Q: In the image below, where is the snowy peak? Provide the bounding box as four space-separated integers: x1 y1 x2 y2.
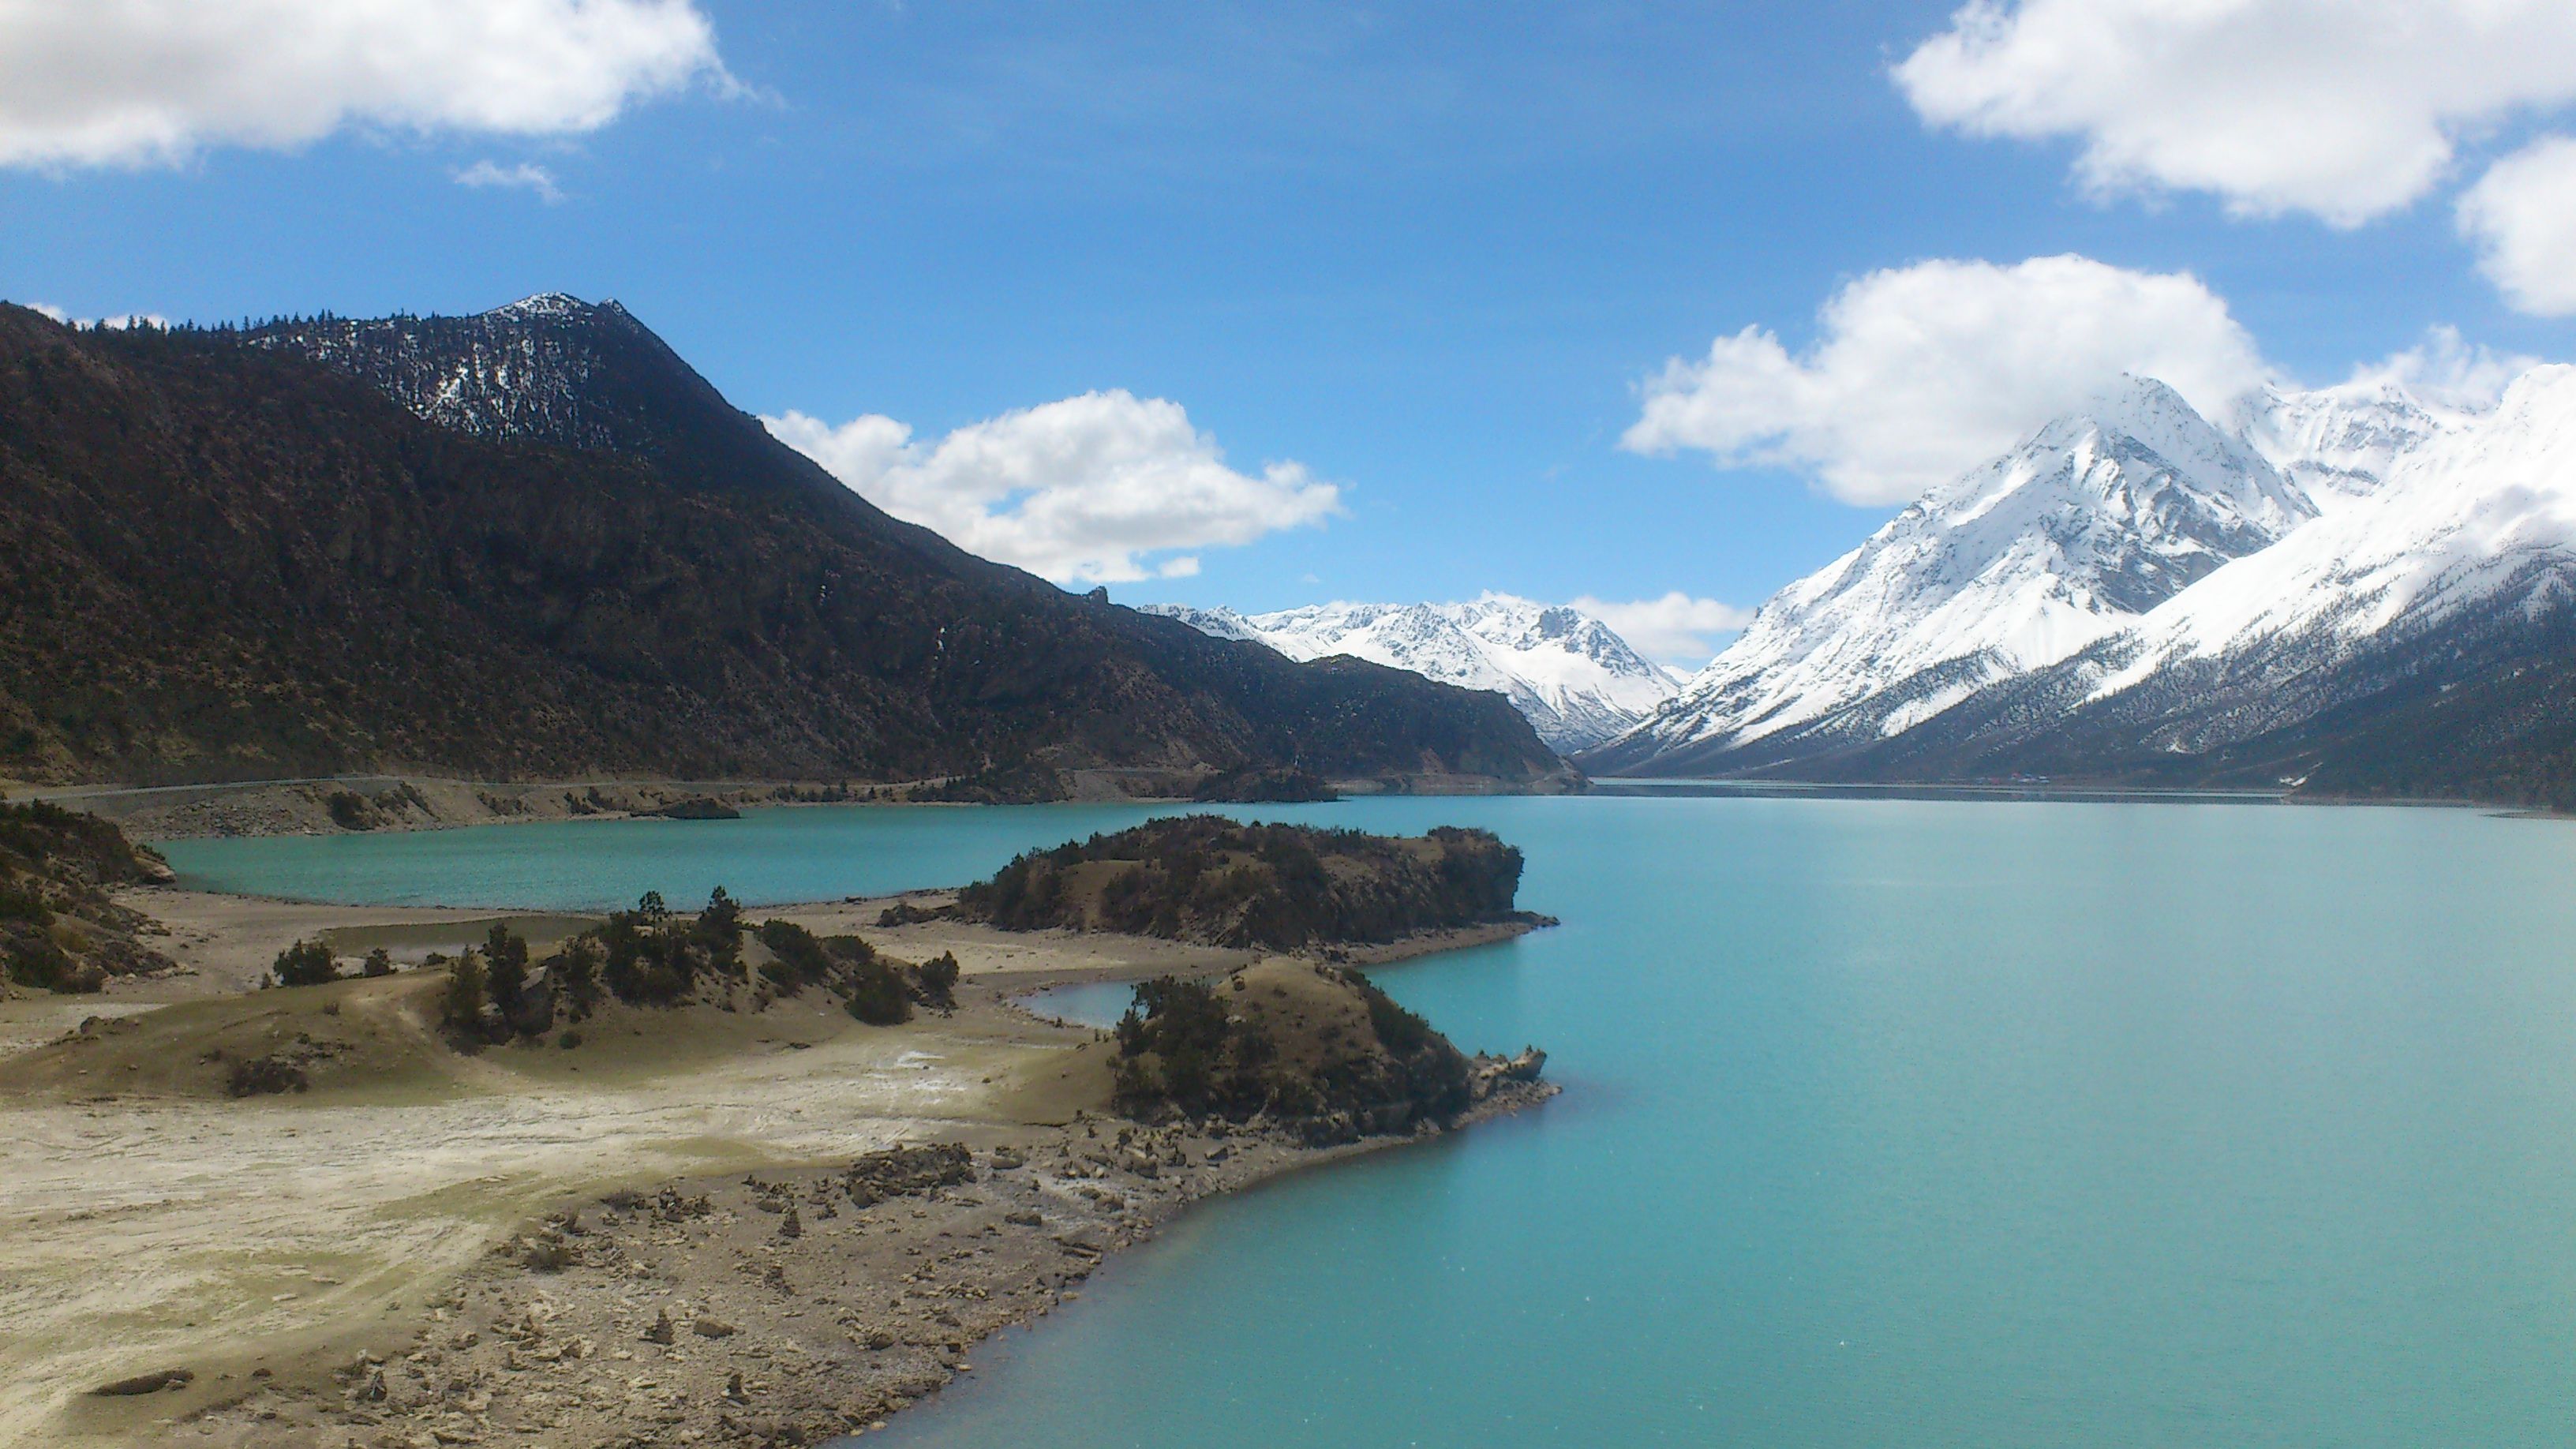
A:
1598 375 2313 769
1142 594 1679 751
2106 363 2576 677
2237 377 2478 511
483 291 623 323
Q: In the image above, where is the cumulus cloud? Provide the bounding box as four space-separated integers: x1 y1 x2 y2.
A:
1895 0 2576 227
2342 325 2542 410
0 0 728 169
2458 135 2576 317
1623 255 2271 506
1571 592 1753 668
765 391 1343 586
454 159 564 202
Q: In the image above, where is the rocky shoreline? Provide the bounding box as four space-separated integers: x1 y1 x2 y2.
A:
181 1076 1556 1448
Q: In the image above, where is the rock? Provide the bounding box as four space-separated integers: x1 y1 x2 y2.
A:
643 1309 676 1345
692 1318 739 1339
92 1368 193 1396
778 1207 802 1240
640 797 740 821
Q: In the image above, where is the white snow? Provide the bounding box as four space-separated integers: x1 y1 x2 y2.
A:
1604 359 2576 773
1619 375 2312 758
2094 364 2576 695
1142 594 1680 751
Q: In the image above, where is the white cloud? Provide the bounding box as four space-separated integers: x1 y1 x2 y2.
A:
20 301 167 329
1571 591 1754 667
455 159 564 202
765 391 1343 586
0 0 728 169
1623 255 2271 505
1896 0 2576 227
2342 325 2541 409
2458 135 2576 317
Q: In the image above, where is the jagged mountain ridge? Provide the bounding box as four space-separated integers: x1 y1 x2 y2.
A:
1585 376 2312 773
0 297 1566 792
1586 367 2576 809
1143 596 1681 751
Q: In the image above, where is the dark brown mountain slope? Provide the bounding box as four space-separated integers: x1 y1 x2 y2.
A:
0 301 1564 789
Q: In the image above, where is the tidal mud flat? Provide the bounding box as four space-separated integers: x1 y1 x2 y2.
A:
5 879 1552 1449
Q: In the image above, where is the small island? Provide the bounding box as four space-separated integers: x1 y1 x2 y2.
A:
949 814 1552 950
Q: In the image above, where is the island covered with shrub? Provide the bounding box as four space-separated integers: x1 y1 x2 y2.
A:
948 814 1547 950
1106 960 1546 1143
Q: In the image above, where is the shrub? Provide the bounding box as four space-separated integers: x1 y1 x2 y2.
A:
361 946 395 978
843 960 912 1025
484 922 530 1018
3 930 73 990
0 878 50 924
551 935 601 1013
227 1054 309 1096
271 938 339 988
756 919 829 994
444 953 489 1033
914 951 960 1009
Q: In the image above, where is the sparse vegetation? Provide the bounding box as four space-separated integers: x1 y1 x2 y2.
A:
0 800 174 994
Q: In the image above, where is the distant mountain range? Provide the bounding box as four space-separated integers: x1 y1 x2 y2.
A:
1143 597 1683 751
1585 367 2576 810
0 295 1567 796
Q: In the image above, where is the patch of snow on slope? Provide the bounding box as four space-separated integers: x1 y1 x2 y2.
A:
1140 595 1679 751
2094 364 2576 696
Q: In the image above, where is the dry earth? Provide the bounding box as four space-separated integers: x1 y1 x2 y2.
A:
0 889 1544 1447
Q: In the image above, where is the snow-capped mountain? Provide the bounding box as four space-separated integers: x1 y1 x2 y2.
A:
2234 376 2479 511
2071 364 2576 732
1144 595 1681 751
1589 363 2576 807
1586 376 2312 773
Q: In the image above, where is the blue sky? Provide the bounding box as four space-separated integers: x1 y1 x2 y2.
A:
6 1 2574 663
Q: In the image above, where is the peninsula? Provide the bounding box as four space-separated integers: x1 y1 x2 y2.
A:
0 815 1554 1447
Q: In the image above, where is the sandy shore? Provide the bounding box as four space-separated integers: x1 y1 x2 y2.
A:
0 889 1550 1447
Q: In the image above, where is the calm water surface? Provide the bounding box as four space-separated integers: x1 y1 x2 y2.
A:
164 797 2576 1447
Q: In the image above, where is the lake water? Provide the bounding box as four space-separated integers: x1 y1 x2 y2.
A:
162 797 2576 1447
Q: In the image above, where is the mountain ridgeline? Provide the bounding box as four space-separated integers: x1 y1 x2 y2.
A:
0 298 1567 792
1586 369 2576 811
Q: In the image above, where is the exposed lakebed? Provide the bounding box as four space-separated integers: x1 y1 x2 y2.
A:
166 796 2576 1447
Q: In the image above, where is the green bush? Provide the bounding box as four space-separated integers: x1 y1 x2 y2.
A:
484 922 530 1017
271 938 339 988
361 946 395 978
444 953 489 1033
914 951 960 1009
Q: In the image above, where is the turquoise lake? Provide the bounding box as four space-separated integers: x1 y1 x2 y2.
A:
163 796 2576 1446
